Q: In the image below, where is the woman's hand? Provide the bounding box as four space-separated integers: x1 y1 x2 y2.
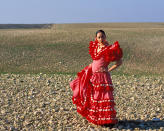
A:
108 59 123 72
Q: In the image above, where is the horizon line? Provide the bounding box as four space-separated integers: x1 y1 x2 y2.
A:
0 21 164 24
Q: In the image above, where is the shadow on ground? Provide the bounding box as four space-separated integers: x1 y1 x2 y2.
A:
104 120 164 130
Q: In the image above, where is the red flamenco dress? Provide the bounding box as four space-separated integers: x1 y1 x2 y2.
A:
69 40 123 125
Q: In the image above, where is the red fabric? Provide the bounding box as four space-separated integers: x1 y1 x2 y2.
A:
69 65 92 107
105 41 123 62
88 40 123 63
69 40 123 125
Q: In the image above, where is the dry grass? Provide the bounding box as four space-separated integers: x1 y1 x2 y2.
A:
0 23 164 75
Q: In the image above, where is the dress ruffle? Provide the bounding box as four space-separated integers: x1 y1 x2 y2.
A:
90 72 114 91
70 65 92 106
90 72 113 85
75 84 118 125
88 40 123 63
72 82 118 125
105 41 123 62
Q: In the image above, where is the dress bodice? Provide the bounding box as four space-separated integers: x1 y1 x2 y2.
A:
91 55 109 73
88 40 123 73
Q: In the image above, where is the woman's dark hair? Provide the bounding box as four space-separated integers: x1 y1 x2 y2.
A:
96 30 106 37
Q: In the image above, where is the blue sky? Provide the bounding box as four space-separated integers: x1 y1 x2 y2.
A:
0 0 164 24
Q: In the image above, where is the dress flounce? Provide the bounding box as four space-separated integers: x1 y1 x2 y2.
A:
105 41 123 62
88 40 98 60
89 40 123 62
90 72 114 91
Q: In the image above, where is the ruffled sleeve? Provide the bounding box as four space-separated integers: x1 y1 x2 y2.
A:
105 41 123 62
88 41 97 60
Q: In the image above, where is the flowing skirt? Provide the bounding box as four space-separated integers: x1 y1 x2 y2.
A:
70 70 118 125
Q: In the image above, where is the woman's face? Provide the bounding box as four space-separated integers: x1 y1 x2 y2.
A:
96 32 106 44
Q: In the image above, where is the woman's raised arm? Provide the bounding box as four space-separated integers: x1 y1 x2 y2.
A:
108 59 123 72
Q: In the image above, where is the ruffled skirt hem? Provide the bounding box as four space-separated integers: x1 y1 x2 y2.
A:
75 102 118 125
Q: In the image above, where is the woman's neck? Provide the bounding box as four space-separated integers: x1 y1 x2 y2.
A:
98 42 105 47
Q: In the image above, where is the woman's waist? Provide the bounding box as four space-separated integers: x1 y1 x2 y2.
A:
92 66 108 73
92 59 108 67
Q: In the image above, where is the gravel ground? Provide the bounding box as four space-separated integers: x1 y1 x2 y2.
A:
0 73 164 131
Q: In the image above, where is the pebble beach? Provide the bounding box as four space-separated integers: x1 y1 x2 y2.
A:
0 73 164 131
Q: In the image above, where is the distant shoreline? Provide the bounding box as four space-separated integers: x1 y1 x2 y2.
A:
0 24 53 29
0 22 164 29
